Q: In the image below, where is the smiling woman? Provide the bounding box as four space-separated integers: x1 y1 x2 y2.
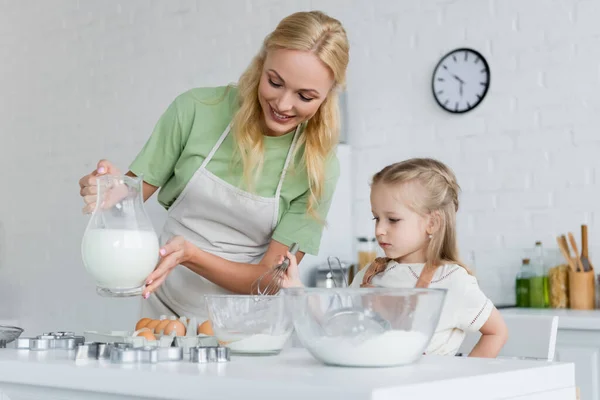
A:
259 51 333 134
77 10 350 322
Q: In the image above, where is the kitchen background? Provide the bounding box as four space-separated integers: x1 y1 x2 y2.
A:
1 0 599 334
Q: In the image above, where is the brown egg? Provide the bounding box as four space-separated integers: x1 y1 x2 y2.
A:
163 320 186 336
144 319 161 331
154 319 171 335
136 330 156 341
197 320 214 336
135 318 152 331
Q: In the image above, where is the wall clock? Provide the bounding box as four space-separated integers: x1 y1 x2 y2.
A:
431 48 490 114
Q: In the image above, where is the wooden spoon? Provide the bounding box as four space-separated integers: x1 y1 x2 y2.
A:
556 235 577 273
581 224 594 272
568 232 585 272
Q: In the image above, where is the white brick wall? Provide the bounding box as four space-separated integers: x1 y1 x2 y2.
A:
345 0 600 304
1 0 599 334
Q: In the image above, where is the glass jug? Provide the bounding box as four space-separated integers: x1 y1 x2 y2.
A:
81 174 159 297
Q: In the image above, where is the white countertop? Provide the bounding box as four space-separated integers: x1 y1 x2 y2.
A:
501 307 600 331
0 348 575 400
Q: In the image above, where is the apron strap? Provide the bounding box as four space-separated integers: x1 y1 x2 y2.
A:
361 258 433 288
203 122 300 198
274 124 301 199
361 257 391 287
200 124 231 170
415 266 435 288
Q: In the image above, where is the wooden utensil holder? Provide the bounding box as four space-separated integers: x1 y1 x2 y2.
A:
569 269 596 310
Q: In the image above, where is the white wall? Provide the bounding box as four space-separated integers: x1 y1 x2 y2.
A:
1 0 599 334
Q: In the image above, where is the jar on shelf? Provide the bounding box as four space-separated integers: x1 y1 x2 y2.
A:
357 237 377 272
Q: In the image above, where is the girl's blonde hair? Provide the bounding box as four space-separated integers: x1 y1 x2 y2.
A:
232 11 349 219
363 158 471 285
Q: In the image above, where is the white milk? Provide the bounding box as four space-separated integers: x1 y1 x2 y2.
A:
307 330 430 367
219 332 292 353
81 228 159 289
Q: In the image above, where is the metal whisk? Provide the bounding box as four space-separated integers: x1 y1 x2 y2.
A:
321 256 390 342
326 256 349 288
251 243 300 295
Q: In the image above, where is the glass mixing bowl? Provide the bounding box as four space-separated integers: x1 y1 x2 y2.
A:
282 287 447 367
204 294 293 355
0 325 24 348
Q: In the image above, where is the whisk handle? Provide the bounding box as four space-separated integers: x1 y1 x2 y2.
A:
288 242 299 255
280 242 299 270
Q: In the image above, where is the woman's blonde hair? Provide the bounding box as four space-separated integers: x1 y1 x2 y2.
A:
363 158 471 285
232 11 349 219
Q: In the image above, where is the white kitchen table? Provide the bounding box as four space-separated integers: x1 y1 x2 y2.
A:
0 347 575 400
501 307 600 400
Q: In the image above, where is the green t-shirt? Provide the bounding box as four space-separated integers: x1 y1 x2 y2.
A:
129 86 340 255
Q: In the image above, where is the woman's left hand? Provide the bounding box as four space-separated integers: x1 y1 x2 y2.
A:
280 250 304 289
142 236 191 299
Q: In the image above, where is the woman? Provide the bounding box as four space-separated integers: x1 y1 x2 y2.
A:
78 11 350 320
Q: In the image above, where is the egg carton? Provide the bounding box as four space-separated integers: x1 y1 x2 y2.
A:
173 315 220 353
83 315 216 350
16 332 86 351
84 314 188 348
174 335 218 355
152 315 214 337
142 315 189 337
156 315 212 337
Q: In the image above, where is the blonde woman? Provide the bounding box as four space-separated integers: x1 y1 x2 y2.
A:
283 158 508 358
78 11 350 320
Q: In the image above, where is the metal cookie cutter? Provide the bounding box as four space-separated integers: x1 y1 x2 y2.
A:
75 342 115 360
17 333 85 351
43 331 76 337
109 345 183 364
156 346 184 362
174 335 218 355
190 346 230 364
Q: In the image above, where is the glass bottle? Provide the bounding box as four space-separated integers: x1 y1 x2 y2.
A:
357 237 377 272
81 174 159 297
516 258 533 307
529 241 549 308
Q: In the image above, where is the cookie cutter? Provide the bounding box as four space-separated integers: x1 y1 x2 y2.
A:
43 331 76 337
174 335 218 355
16 332 85 351
75 342 117 360
189 346 230 363
110 345 184 364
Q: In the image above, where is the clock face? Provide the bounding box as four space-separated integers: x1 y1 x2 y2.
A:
432 48 490 114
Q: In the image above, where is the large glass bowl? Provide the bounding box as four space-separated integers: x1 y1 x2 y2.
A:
0 325 24 348
204 294 293 355
282 287 447 367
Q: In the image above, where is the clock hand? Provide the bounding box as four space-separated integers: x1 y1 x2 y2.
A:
452 74 465 84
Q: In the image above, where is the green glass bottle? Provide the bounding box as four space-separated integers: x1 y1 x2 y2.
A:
516 258 533 307
530 241 549 308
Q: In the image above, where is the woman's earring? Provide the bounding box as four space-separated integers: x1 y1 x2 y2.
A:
428 234 433 239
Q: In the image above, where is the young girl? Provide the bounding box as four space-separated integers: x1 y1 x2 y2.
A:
282 158 508 358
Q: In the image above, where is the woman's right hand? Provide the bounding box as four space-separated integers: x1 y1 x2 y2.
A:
78 159 121 214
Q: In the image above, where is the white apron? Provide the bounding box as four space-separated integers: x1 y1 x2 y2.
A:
142 123 300 321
